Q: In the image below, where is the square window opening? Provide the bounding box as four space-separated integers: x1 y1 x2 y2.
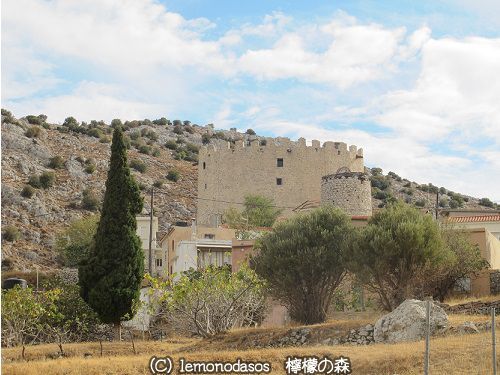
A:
276 178 283 185
277 158 284 167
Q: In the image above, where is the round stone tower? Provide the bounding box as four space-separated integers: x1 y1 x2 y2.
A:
321 168 372 217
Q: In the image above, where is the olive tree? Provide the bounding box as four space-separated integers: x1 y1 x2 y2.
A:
348 202 447 311
419 226 489 301
251 206 354 324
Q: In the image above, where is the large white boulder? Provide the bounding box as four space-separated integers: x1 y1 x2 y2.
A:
373 299 448 343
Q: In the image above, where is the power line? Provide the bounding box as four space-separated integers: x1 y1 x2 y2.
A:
148 188 316 210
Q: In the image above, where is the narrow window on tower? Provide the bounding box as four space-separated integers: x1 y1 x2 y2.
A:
277 158 283 167
203 162 206 169
276 178 283 185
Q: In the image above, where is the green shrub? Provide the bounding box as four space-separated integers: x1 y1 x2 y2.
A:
84 164 96 174
173 125 183 134
153 117 168 126
138 145 152 155
166 170 180 182
48 155 65 169
130 159 147 173
87 128 104 138
246 128 256 135
81 189 100 211
153 180 164 188
39 171 55 189
415 199 426 207
138 182 147 191
371 167 383 176
25 126 41 138
28 175 41 188
479 197 494 208
373 190 389 200
21 185 35 198
26 115 46 125
129 130 141 140
99 136 110 143
152 148 161 157
165 140 178 150
1 109 15 123
2 225 20 242
202 133 211 145
370 175 390 190
186 143 199 154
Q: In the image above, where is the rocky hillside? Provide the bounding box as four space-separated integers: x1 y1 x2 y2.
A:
1 110 497 272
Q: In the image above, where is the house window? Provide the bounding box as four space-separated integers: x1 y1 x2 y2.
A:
203 162 206 169
171 239 175 251
276 178 283 185
155 258 163 267
204 234 215 239
277 158 283 167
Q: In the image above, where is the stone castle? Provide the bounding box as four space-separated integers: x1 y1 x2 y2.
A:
197 137 372 226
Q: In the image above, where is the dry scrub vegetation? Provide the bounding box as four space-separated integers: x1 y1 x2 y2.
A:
2 314 498 375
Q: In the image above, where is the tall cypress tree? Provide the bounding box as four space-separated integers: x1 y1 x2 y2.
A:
79 126 144 327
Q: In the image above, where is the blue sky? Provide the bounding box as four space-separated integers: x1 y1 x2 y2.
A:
2 0 500 201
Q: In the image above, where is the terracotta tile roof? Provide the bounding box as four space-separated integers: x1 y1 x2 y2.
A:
447 215 500 223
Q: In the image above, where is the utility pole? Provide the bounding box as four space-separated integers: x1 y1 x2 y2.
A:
148 187 154 276
435 191 439 220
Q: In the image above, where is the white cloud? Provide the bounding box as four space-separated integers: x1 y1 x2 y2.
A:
377 36 500 144
237 18 420 87
4 82 164 123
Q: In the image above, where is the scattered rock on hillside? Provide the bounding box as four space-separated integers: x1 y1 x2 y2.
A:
373 299 448 343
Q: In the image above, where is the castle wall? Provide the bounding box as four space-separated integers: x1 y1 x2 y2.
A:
321 172 372 217
197 138 364 226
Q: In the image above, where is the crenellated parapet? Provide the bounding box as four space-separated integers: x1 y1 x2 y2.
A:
197 136 367 226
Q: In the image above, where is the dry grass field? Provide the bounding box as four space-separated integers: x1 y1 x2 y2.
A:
2 313 498 375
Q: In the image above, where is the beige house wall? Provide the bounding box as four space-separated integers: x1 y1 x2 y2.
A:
197 138 364 226
466 228 500 296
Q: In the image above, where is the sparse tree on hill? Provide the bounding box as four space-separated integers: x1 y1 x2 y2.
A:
251 206 353 324
78 126 144 338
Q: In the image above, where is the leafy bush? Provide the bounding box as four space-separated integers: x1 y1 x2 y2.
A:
373 190 389 200
99 136 110 143
151 266 266 337
371 167 383 176
138 145 152 155
1 108 15 123
28 175 41 188
81 188 100 211
63 117 79 129
201 133 211 145
56 215 99 267
165 140 178 150
39 171 55 189
173 125 183 134
48 156 65 169
166 170 180 182
415 199 426 207
87 127 104 138
84 163 96 174
26 115 45 125
130 159 147 173
21 185 35 198
370 175 390 190
246 129 256 135
153 180 164 188
152 148 161 157
25 126 41 138
185 143 199 154
129 130 141 140
2 225 21 242
478 197 494 208
153 117 168 126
